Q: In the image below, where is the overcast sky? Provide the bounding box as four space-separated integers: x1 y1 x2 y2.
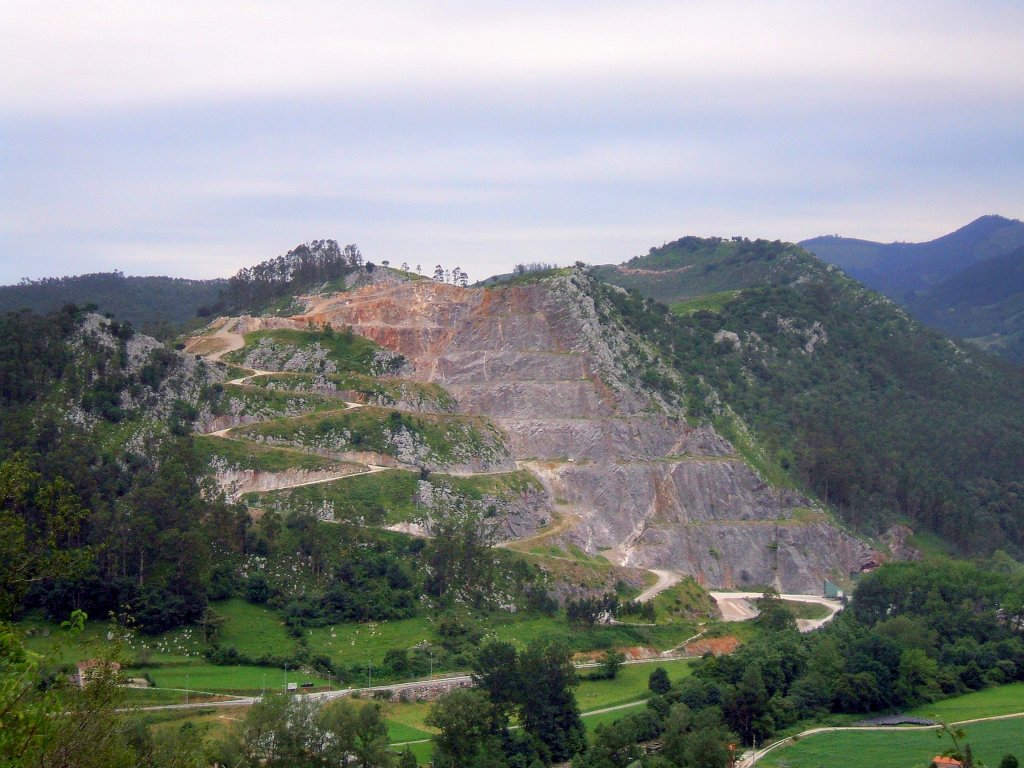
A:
2 1 1022 284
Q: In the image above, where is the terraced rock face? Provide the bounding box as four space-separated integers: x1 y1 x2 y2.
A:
274 273 872 593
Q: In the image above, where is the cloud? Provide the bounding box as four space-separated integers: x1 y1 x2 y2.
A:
1 2 1023 283
4 1 1023 116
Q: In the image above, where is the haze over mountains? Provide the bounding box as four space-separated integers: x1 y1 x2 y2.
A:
801 215 1024 363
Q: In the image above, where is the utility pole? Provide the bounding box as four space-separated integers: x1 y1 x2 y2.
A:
284 663 288 691
185 674 189 706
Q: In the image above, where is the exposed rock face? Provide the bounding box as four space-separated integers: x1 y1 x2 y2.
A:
75 313 223 425
210 466 366 501
253 275 870 591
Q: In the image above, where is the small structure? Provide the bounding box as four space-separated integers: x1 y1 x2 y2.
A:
823 579 844 599
930 757 964 768
74 659 121 688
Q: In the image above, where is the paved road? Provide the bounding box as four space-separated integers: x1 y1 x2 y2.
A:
127 656 691 714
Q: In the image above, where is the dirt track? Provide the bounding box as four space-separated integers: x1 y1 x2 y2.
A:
708 590 844 631
185 317 245 362
635 569 684 603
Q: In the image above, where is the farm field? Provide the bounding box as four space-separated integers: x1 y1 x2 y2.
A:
756 717 1024 767
908 682 1024 722
575 659 694 711
305 617 435 672
16 602 702 696
140 663 334 693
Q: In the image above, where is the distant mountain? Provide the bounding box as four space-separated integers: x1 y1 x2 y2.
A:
800 215 1024 364
0 271 225 336
800 215 1024 301
907 245 1024 364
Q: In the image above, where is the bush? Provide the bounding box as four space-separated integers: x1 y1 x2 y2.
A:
245 574 270 604
649 667 671 695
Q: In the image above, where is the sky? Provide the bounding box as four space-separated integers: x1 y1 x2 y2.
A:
2 1 1023 284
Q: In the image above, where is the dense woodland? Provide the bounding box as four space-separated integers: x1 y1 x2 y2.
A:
0 305 232 630
0 272 224 339
208 240 365 314
594 248 1024 556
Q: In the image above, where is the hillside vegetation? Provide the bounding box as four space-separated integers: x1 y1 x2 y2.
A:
588 239 1024 555
593 236 824 303
802 215 1024 365
0 271 224 337
907 245 1024 363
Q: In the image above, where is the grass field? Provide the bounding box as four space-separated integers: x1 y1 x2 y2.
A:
777 599 831 620
194 434 351 472
139 663 333 693
670 290 741 315
306 616 436 673
120 687 195 705
575 659 694 711
215 599 295 658
757 717 1024 767
16 599 700 697
909 682 1024 722
378 700 437 742
482 613 698 655
247 467 542 525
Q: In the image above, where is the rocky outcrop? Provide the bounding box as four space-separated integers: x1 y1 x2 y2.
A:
267 274 870 591
210 466 367 501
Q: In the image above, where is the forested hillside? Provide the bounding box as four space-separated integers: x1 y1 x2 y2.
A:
589 238 1024 556
0 272 224 337
906 245 1024 364
801 216 1024 365
592 236 823 304
0 306 230 628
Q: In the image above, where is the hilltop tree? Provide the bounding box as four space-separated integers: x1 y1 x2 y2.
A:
755 588 797 632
